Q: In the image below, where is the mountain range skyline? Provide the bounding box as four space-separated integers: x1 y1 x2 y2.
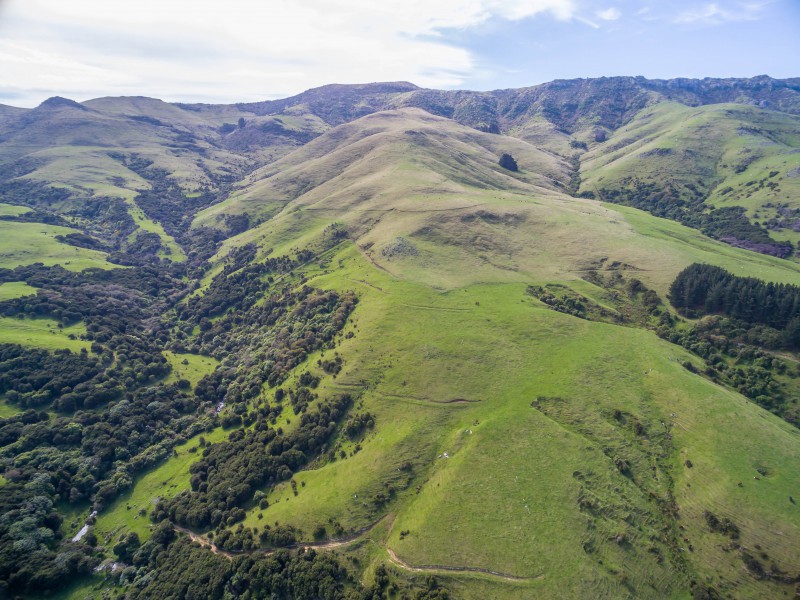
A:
1 0 798 107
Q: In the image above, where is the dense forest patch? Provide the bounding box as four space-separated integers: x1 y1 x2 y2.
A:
119 527 450 599
664 264 800 426
669 263 800 346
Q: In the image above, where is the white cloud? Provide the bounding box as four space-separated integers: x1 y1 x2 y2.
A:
0 41 133 89
674 2 765 24
0 0 577 106
596 7 622 20
576 16 601 28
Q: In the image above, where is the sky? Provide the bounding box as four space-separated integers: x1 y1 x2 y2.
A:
0 0 798 107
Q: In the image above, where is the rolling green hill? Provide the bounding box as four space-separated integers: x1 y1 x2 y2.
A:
1 77 800 600
180 110 800 598
580 102 800 256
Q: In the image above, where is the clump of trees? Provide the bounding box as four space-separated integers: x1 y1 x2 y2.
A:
0 473 98 595
498 153 518 172
179 244 296 321
703 511 740 539
663 263 800 427
343 412 375 439
128 536 352 598
319 353 343 374
124 531 451 599
111 153 226 238
670 263 800 348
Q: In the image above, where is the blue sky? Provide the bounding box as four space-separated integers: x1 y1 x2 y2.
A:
0 0 797 107
453 1 800 89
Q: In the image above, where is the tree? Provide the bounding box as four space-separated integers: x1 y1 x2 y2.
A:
113 532 141 561
498 153 518 172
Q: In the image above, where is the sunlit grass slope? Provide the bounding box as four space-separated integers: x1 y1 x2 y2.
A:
0 316 88 351
208 241 796 599
0 281 37 302
192 108 572 230
162 351 219 387
0 203 31 217
580 102 800 247
189 111 800 597
201 109 800 297
0 219 113 270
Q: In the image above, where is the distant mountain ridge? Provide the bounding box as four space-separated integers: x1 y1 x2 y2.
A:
175 75 800 135
7 74 800 131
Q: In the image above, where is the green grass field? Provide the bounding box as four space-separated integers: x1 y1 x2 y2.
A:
162 351 219 386
0 281 37 301
221 239 800 598
41 575 117 600
0 203 32 217
184 113 800 595
199 109 800 302
0 220 113 271
0 316 89 351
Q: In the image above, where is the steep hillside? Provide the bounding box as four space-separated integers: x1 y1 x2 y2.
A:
0 95 327 262
231 81 421 124
0 95 253 195
1 77 799 263
206 76 800 147
0 104 27 126
201 108 800 294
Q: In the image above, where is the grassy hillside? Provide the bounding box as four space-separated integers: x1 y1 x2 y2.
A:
0 203 31 217
87 243 800 596
202 110 800 299
0 316 88 350
193 108 571 230
0 98 238 192
0 219 113 270
2 77 799 266
180 111 800 597
580 102 800 255
0 281 37 302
